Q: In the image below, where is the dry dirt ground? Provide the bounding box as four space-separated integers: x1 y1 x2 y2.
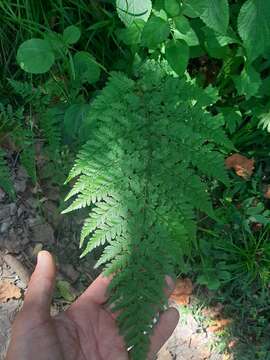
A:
0 164 229 360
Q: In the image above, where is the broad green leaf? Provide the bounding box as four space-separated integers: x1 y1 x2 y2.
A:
164 0 181 17
43 32 67 59
238 0 270 61
233 65 262 99
116 20 145 45
116 0 152 27
183 0 229 34
182 0 206 18
141 15 170 48
73 51 100 84
197 273 221 290
203 27 230 59
200 0 229 34
173 16 199 46
17 39 55 74
63 25 81 45
165 39 189 75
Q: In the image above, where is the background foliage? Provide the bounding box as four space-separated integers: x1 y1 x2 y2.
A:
1 0 270 358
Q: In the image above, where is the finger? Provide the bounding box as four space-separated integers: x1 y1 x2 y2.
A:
148 307 179 360
22 251 56 319
73 273 112 307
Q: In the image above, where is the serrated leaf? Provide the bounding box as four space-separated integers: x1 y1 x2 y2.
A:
164 0 181 17
165 39 189 75
73 51 100 84
183 0 229 34
233 65 262 99
17 39 55 74
200 0 229 34
116 20 145 45
141 15 170 48
173 16 199 46
116 0 152 27
63 25 81 44
238 0 270 61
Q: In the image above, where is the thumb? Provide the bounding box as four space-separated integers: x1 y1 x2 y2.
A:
22 251 56 319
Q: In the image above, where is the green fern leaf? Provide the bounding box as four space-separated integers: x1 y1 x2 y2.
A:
0 148 15 199
64 60 232 359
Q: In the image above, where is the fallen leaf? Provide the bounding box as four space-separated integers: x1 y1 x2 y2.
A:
170 278 193 305
56 280 76 302
0 280 21 303
207 318 232 333
225 154 255 179
263 184 270 199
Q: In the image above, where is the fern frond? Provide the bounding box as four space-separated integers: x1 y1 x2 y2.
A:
8 79 41 102
64 60 232 359
0 148 15 199
40 107 62 158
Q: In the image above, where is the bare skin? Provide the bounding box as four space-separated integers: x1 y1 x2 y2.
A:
6 251 179 360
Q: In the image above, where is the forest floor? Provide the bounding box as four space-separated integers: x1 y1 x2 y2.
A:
0 161 230 360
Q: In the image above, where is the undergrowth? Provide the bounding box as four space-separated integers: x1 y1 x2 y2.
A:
1 0 270 359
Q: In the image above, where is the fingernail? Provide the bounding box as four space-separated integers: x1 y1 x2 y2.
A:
37 251 48 269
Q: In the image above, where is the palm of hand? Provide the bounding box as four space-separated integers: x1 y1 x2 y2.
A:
6 252 178 360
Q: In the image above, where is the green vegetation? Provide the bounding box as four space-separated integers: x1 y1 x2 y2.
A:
1 0 270 358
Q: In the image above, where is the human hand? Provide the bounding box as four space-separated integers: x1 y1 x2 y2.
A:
6 251 179 360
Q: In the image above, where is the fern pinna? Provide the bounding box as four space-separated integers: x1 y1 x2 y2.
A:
63 61 231 359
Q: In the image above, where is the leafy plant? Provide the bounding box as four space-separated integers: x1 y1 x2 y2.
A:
63 60 231 359
0 148 15 199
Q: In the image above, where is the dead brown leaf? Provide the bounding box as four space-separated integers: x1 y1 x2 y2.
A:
0 280 21 303
263 184 270 199
170 278 193 305
207 318 232 333
225 154 255 179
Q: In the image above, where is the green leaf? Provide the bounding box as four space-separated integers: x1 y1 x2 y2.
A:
173 16 199 46
56 280 76 302
233 65 262 99
17 39 55 74
63 25 81 45
258 111 270 132
164 0 181 17
203 27 230 59
183 0 229 34
43 31 67 59
238 0 270 61
73 51 100 84
165 39 189 75
219 107 242 134
116 0 152 27
197 273 221 290
141 15 170 48
182 0 206 18
116 20 145 45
